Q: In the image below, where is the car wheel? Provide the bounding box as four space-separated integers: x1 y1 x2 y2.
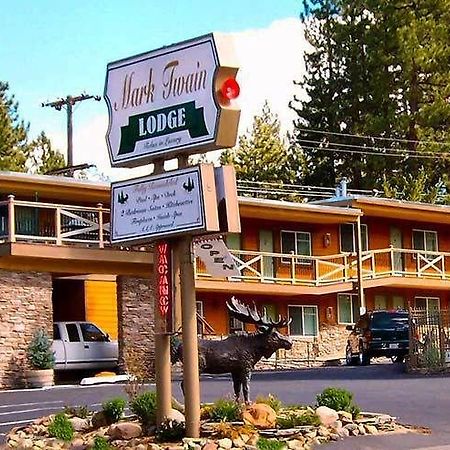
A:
391 355 404 363
358 345 370 366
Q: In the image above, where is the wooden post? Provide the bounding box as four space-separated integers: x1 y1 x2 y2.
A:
97 203 104 249
7 195 15 243
355 217 366 314
55 206 62 245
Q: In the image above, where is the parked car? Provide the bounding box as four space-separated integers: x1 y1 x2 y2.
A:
345 310 409 365
52 321 118 370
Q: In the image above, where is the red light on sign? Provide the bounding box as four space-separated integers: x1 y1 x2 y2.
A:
156 241 171 318
221 78 240 100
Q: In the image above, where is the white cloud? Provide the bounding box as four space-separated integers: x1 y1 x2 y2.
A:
58 18 309 181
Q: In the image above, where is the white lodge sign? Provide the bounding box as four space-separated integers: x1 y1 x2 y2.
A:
110 165 219 243
105 34 240 167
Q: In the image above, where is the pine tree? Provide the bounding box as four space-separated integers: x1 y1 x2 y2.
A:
221 102 302 188
292 0 450 201
28 132 66 175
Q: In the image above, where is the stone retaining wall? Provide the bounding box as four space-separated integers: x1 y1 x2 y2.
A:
117 276 155 379
0 270 53 389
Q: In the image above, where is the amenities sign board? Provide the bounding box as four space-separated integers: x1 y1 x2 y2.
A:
105 34 240 167
111 165 219 243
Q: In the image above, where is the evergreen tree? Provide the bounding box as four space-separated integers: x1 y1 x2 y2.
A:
221 102 302 188
0 81 65 174
292 0 450 201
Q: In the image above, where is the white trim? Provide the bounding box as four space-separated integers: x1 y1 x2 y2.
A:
287 304 319 337
412 229 439 252
414 296 440 312
337 293 358 325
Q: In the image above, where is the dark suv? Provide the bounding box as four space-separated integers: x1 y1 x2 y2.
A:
345 310 409 365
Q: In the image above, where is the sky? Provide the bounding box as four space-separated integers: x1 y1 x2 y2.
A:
2 1 308 180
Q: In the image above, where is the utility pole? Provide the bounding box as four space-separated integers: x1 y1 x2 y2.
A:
42 93 101 167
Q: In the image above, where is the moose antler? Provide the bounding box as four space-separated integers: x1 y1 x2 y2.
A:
226 296 291 329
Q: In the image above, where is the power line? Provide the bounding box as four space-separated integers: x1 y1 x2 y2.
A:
295 127 450 147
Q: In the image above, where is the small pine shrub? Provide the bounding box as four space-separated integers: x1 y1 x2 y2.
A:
276 410 320 428
209 398 242 422
102 397 126 424
316 387 360 418
155 418 186 442
255 394 283 413
91 436 112 450
27 329 55 369
257 437 286 450
130 390 157 432
63 405 90 419
47 413 74 442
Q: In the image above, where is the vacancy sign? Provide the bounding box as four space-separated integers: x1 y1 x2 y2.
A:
104 34 240 168
111 165 219 244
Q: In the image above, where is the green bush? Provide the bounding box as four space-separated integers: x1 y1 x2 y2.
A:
102 397 126 424
209 398 242 422
130 390 157 432
316 387 360 418
63 405 90 419
255 394 283 413
91 436 112 450
276 410 320 428
27 329 55 369
47 413 74 442
155 418 186 442
257 437 286 450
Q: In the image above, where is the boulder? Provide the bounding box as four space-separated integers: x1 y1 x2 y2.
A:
107 422 142 440
218 438 233 449
202 442 218 450
316 406 339 427
167 408 186 423
242 404 277 429
91 411 108 429
69 417 90 432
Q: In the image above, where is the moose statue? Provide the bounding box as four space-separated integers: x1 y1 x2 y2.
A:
172 296 292 403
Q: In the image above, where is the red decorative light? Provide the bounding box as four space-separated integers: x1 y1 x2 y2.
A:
156 241 171 318
221 78 240 100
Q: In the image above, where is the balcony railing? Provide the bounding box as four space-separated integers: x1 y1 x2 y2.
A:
195 249 351 286
196 247 450 287
0 195 110 249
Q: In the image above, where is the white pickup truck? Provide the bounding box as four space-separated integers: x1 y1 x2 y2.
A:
52 321 119 371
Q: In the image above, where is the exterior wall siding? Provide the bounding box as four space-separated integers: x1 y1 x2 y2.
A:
117 276 155 379
0 270 52 389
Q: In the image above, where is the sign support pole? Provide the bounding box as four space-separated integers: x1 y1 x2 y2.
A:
154 159 173 427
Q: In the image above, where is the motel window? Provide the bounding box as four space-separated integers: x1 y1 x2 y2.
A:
374 295 387 310
392 296 405 310
288 305 318 337
281 231 312 263
412 230 438 258
340 223 368 253
229 311 244 334
338 293 360 324
414 297 440 312
226 233 241 251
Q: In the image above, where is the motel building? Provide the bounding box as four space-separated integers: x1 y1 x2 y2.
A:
1 170 450 389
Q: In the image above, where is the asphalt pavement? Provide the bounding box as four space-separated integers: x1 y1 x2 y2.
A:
1 362 450 449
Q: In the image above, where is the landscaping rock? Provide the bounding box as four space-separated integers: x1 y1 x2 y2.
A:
242 404 277 429
91 411 108 429
287 438 305 450
107 422 142 439
218 437 233 449
69 438 88 450
316 406 338 427
337 411 353 423
69 417 90 432
168 408 186 423
202 442 218 450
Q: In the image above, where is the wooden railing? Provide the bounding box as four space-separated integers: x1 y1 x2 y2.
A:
195 249 350 286
0 195 110 248
196 246 450 287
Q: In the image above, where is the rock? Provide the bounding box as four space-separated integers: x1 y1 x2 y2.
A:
69 438 88 450
343 423 358 432
337 427 350 438
242 404 277 429
69 417 90 432
240 434 250 444
329 433 340 441
246 434 259 446
337 411 353 423
149 444 162 450
318 426 330 437
287 438 305 450
107 422 142 439
358 424 366 435
135 445 147 450
315 406 338 427
91 411 108 429
218 438 233 449
365 425 378 435
233 437 245 448
19 438 33 448
33 440 46 449
202 442 218 450
167 408 186 423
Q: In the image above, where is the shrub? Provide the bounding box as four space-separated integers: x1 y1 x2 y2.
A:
209 398 242 422
316 387 360 418
255 394 282 413
102 397 126 424
276 410 320 428
91 436 112 450
130 390 157 432
63 405 90 419
155 418 186 442
257 437 286 450
47 413 74 442
27 329 55 370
